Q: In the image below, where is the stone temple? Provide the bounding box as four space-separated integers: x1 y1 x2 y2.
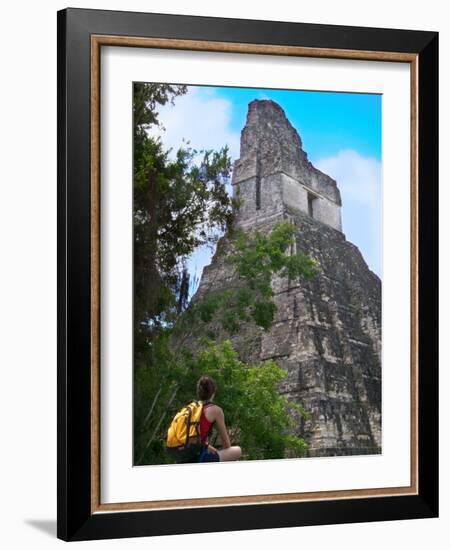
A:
194 99 382 457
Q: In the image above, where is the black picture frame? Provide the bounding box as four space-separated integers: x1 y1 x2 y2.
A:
57 7 438 542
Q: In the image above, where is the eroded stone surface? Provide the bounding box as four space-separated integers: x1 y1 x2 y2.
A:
193 100 381 457
232 100 342 232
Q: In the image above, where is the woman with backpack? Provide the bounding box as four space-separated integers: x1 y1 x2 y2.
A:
166 375 242 463
196 375 242 463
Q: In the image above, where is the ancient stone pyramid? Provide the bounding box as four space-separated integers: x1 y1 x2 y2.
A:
194 99 381 457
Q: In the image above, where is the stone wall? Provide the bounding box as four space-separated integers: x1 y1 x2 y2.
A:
232 99 342 232
193 99 381 457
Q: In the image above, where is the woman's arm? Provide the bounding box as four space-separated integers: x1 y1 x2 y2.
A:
213 406 231 449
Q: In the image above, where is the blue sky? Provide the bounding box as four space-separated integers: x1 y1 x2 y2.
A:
149 85 382 290
204 86 381 161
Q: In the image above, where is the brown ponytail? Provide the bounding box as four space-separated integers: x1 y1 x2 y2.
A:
196 375 217 401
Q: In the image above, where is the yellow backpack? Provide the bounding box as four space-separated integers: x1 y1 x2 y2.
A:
166 401 204 448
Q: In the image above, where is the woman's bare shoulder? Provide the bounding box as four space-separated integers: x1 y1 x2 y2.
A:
205 403 223 422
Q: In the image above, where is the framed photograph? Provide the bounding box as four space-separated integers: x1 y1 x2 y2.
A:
57 8 438 542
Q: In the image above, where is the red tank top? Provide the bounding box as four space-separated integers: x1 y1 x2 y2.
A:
199 402 214 444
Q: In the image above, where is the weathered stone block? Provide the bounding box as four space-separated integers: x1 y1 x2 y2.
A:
191 99 381 458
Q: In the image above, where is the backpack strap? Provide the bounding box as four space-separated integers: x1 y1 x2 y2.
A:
185 403 194 446
185 401 202 446
194 401 203 442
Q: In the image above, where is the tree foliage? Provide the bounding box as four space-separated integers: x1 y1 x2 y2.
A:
132 83 319 465
135 337 310 465
173 221 320 339
134 220 319 465
133 83 236 356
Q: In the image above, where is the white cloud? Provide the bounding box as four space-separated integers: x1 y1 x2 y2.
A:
147 87 241 294
148 87 240 162
147 92 381 282
314 150 382 278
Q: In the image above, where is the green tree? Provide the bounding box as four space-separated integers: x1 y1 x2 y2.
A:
132 84 320 465
133 83 237 360
135 221 319 465
133 83 239 456
187 339 309 461
137 338 309 465
173 220 319 339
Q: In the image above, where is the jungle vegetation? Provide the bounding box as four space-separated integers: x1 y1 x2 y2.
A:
133 83 319 465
